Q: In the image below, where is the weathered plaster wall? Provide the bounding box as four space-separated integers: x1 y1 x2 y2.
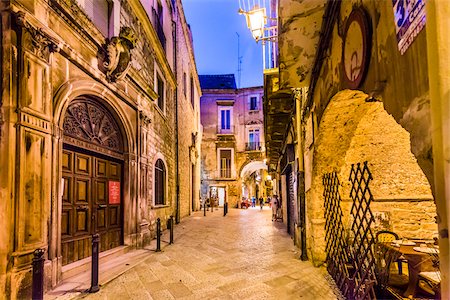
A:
309 0 433 185
278 0 326 89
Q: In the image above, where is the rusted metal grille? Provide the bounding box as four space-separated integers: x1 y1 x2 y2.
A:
347 161 377 299
323 172 350 291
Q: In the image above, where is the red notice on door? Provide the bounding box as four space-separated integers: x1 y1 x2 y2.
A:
109 181 121 204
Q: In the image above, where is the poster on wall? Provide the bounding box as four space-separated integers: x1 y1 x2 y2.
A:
392 0 426 55
109 181 121 204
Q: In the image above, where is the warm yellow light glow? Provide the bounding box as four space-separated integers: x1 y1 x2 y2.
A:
266 175 272 181
245 7 266 40
263 158 267 164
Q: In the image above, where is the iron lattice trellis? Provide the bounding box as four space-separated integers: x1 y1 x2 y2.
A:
323 172 350 291
323 162 377 300
347 162 377 299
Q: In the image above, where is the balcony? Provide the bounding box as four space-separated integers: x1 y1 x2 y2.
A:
219 169 232 179
245 142 262 151
217 125 235 135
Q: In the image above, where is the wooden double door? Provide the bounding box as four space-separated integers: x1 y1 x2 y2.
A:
61 147 123 265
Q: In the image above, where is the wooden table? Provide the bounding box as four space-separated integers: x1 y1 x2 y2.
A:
383 242 437 298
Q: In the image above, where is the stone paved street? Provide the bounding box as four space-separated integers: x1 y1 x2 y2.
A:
66 207 341 299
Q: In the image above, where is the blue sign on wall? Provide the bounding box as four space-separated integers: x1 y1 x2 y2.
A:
392 0 426 55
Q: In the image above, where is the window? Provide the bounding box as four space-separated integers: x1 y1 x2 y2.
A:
247 129 261 150
249 96 259 110
220 109 231 130
219 150 232 178
153 0 166 50
157 74 165 111
76 0 112 37
154 159 166 205
190 76 194 107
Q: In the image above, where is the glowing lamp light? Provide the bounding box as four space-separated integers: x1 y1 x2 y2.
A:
245 7 267 40
266 175 272 181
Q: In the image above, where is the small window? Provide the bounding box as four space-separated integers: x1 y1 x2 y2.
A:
219 150 232 178
220 110 231 130
190 76 194 107
154 159 166 205
247 129 261 150
154 0 165 50
249 96 259 110
157 75 165 111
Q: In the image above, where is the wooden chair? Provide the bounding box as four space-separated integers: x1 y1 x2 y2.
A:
376 231 407 275
417 244 441 298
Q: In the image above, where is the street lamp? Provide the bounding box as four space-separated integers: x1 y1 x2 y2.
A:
238 0 278 70
239 6 276 42
242 7 267 40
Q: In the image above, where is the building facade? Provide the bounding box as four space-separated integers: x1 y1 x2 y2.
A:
199 75 268 208
261 0 448 296
0 0 201 298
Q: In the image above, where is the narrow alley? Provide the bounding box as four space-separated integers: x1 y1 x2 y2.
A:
52 208 340 299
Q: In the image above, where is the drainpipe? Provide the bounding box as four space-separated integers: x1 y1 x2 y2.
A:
173 16 180 224
294 88 308 261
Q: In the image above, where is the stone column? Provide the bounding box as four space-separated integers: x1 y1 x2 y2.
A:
426 0 450 296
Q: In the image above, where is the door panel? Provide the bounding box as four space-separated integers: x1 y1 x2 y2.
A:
61 148 123 265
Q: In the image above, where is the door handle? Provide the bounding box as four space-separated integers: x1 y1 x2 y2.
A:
77 205 89 210
98 204 107 209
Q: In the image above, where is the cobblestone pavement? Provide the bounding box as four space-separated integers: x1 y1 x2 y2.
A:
76 207 341 299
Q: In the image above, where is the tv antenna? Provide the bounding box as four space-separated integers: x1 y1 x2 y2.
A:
236 32 243 88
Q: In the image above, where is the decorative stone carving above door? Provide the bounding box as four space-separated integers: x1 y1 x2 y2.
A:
63 97 124 154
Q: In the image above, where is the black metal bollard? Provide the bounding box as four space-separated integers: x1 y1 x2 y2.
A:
156 218 161 252
169 215 174 244
32 248 45 300
223 203 227 216
89 234 100 293
225 202 228 215
203 200 206 216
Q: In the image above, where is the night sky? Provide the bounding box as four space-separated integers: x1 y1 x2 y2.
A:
182 0 263 88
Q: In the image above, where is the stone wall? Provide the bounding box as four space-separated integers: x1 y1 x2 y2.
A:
307 90 436 264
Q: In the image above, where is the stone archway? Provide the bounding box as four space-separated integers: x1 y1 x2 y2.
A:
240 160 268 179
309 89 436 262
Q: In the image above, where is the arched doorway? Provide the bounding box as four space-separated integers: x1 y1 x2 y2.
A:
61 96 126 265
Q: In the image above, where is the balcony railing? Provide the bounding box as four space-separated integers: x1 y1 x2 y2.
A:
245 142 262 151
219 169 232 178
217 125 235 135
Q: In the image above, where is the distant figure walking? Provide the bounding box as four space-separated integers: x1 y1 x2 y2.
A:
251 196 256 207
259 197 264 210
271 196 278 221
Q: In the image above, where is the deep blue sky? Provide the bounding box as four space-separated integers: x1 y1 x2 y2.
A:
182 0 263 88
